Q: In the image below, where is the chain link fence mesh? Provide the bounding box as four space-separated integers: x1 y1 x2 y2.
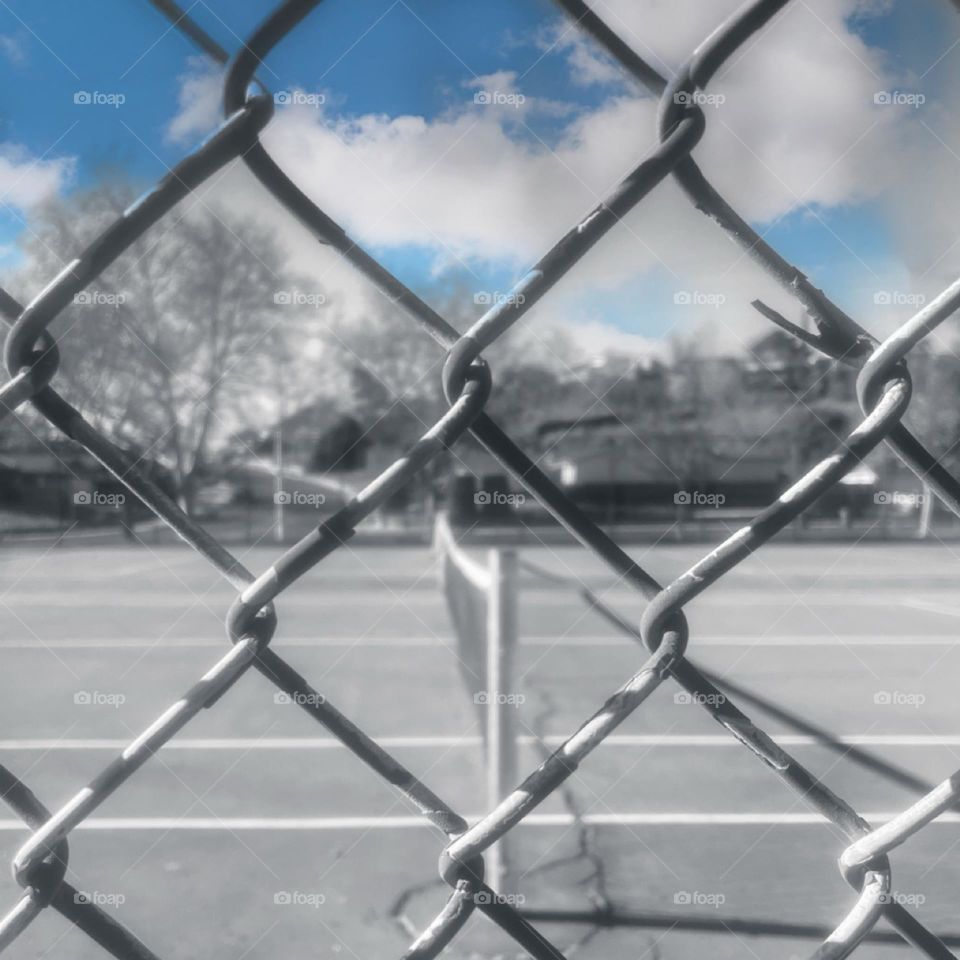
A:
1 0 960 957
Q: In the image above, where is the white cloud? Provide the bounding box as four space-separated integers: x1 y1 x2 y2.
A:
0 144 74 212
0 35 25 65
878 34 960 305
166 58 222 144
548 29 625 87
163 0 919 354
555 318 667 361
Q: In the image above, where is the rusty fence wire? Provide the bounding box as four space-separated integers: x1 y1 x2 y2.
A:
1 0 960 957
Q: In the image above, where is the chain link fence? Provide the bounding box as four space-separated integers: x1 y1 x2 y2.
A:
1 0 959 957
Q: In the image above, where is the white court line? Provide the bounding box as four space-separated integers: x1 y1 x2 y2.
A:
902 598 960 619
0 812 953 830
1 735 957 751
0 636 955 649
0 590 941 608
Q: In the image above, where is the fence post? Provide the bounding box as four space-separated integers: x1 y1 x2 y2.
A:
486 547 518 894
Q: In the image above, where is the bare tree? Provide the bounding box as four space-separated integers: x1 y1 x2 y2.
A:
321 288 584 440
13 178 311 513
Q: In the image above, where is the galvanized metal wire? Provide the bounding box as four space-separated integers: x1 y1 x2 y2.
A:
0 0 959 957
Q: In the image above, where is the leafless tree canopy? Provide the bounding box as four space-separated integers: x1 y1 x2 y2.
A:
14 179 304 510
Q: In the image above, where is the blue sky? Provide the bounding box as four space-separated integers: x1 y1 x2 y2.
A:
2 0 959 351
0 0 585 193
0 0 605 327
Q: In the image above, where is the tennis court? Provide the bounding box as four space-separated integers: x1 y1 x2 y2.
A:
4 0 960 954
0 535 958 958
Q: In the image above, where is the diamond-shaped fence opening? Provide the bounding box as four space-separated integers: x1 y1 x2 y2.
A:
1 1 960 958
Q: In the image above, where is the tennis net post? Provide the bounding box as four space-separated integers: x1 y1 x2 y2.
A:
434 513 520 893
485 545 519 894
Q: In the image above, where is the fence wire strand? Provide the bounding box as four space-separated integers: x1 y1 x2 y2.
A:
0 0 958 957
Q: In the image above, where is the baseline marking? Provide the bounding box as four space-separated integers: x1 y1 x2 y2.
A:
0 812 952 830
0 636 954 649
0 735 956 751
902 598 960 619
